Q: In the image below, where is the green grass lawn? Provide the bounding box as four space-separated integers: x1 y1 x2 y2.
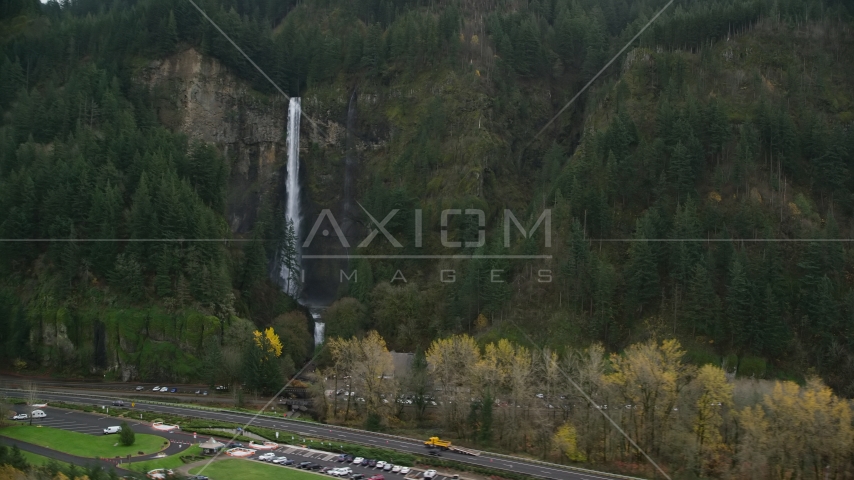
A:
128 445 203 473
0 425 167 458
20 450 55 466
189 458 326 479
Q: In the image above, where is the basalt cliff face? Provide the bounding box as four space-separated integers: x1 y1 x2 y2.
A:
140 48 287 234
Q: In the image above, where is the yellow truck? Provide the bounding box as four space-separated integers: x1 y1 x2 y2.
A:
424 437 452 449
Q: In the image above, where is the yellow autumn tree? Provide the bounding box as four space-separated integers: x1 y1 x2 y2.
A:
253 327 283 358
552 422 585 462
426 334 481 430
0 465 25 480
608 338 696 455
328 331 395 420
692 364 733 476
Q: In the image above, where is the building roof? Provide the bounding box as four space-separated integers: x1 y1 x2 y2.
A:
199 438 225 449
390 352 414 378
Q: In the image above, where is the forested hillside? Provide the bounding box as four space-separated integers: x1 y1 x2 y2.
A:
1 0 854 405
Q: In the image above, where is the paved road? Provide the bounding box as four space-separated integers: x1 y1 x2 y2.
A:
0 387 634 480
0 436 132 473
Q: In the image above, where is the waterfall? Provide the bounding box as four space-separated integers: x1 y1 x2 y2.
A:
280 97 302 297
312 312 325 346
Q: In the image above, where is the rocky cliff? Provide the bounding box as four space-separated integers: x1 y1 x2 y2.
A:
140 48 287 234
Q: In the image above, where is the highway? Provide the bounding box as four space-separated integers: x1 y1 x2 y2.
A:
0 386 639 480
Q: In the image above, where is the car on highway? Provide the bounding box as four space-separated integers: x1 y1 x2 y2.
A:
11 413 27 420
104 426 122 435
152 386 161 391
257 453 276 461
423 470 438 479
399 467 410 474
112 400 124 406
194 390 201 394
428 450 441 457
169 388 177 393
135 386 144 391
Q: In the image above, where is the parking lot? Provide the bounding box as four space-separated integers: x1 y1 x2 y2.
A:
246 446 462 480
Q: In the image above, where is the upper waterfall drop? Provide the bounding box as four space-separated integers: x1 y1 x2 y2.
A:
281 97 302 297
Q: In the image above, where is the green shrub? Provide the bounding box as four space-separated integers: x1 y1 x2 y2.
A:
119 421 136 446
723 353 738 373
686 349 719 367
738 356 767 378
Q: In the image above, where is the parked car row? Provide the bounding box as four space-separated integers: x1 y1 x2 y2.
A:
334 455 410 475
254 451 408 479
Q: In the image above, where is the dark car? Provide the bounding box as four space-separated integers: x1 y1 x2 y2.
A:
281 459 294 465
188 476 209 480
226 442 243 448
367 459 377 467
336 454 347 462
344 455 355 463
112 400 124 406
428 450 441 457
359 458 369 466
351 475 366 480
298 461 312 469
307 464 322 470
169 387 177 393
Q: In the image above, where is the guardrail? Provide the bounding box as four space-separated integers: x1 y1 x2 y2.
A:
1 387 647 480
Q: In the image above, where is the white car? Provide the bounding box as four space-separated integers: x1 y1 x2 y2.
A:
152 386 161 391
352 457 364 465
104 426 122 435
335 467 352 476
399 467 410 474
383 463 393 471
391 465 401 473
159 386 169 392
257 452 276 461
271 456 288 464
375 461 386 469
423 469 438 479
11 413 27 420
